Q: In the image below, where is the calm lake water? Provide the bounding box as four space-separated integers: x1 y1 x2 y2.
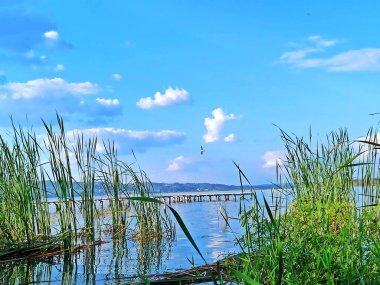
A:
0 190 254 284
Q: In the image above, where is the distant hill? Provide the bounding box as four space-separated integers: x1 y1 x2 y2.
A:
151 182 274 193
43 181 275 198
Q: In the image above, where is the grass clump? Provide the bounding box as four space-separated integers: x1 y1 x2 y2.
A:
0 115 174 259
229 128 380 284
0 121 51 246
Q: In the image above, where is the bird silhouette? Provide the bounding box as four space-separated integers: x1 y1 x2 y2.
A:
200 146 205 155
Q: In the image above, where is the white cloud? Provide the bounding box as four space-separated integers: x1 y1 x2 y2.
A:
136 87 189 109
96 98 120 106
224 133 236 143
354 133 380 158
280 35 380 72
167 156 185 171
167 156 198 172
44 30 59 40
1 78 98 99
308 35 336 47
280 48 321 62
166 155 187 171
280 36 336 63
262 151 284 168
40 55 47 61
54 64 64 71
297 48 380 72
112 73 122 80
203 108 238 143
66 128 186 153
0 79 125 125
88 98 122 118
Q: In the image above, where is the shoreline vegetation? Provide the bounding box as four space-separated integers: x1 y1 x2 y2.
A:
220 128 380 283
0 115 175 262
1 116 380 283
137 128 380 284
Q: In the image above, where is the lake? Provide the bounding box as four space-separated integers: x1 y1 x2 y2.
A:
0 190 253 284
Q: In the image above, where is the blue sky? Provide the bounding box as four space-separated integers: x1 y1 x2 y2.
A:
1 1 380 184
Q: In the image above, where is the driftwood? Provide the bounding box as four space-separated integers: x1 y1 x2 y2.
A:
125 255 238 285
0 240 105 262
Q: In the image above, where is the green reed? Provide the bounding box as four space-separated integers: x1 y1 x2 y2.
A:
72 132 98 242
43 116 78 248
0 120 51 246
123 159 175 242
228 128 380 284
95 141 129 237
95 143 175 241
0 115 174 258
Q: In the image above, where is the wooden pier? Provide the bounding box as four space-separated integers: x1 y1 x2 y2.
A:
156 192 254 204
46 192 257 212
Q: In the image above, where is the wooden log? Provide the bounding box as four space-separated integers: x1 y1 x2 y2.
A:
123 255 238 285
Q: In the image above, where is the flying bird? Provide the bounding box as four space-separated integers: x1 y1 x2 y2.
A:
369 112 380 116
200 146 205 155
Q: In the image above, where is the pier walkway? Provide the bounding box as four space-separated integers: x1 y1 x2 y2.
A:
46 191 261 212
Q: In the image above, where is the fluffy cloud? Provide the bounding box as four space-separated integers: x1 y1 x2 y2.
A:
136 87 189 109
66 128 186 153
81 98 123 119
280 35 380 72
112 73 122 80
167 156 195 171
0 78 98 99
203 108 238 143
96 98 120 106
262 151 284 168
0 78 124 125
224 133 236 143
44 30 59 40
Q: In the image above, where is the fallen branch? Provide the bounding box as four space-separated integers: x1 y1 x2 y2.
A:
124 255 238 285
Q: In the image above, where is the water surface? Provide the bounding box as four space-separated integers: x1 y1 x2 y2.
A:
0 193 248 284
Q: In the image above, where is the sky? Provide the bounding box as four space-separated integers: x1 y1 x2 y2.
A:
1 1 380 185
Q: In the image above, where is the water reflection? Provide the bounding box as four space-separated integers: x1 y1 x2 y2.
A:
0 199 245 284
0 235 173 284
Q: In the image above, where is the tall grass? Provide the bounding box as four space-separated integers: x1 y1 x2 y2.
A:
72 132 98 242
230 128 380 284
95 143 175 242
0 121 51 246
0 115 173 257
43 117 78 248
